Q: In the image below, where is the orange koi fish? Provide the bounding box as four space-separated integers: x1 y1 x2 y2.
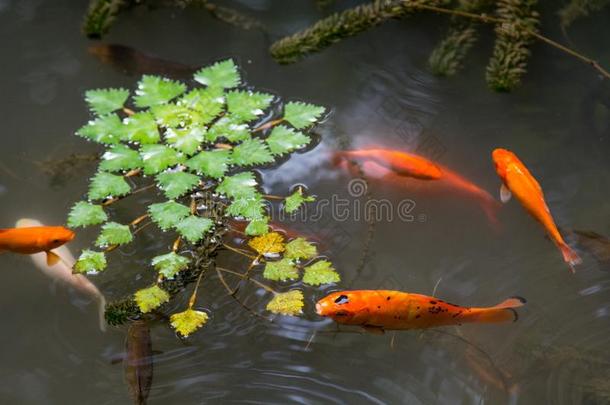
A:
492 148 581 271
334 148 500 225
0 225 74 265
316 290 525 332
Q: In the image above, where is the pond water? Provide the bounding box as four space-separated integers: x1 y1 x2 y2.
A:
1 0 609 404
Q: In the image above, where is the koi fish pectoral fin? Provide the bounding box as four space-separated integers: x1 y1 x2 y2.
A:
46 251 61 266
500 184 512 203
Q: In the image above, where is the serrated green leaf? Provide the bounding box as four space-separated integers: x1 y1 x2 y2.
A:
194 59 240 89
231 139 274 166
248 231 285 256
266 290 304 316
266 125 311 155
99 144 142 172
76 113 124 144
170 308 208 337
263 258 299 281
67 201 108 228
135 285 170 313
150 103 200 128
227 193 266 220
85 88 129 115
73 250 107 274
283 101 325 129
152 252 191 279
206 116 250 143
245 217 269 236
140 144 185 175
165 127 205 155
155 171 200 199
216 172 258 198
148 201 190 230
226 90 273 123
285 237 317 260
123 112 160 144
134 75 186 108
185 149 232 179
179 87 225 124
302 260 340 286
175 216 213 243
88 171 131 200
95 222 133 247
284 188 315 214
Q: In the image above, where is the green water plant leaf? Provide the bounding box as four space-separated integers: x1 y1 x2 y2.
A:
226 193 266 220
186 149 232 179
249 231 285 256
284 237 317 260
134 75 186 108
67 201 108 228
85 88 129 115
140 144 184 175
170 309 208 337
88 171 131 200
206 116 250 143
194 59 240 89
123 112 160 144
245 217 269 236
266 125 311 155
284 187 315 213
76 113 124 144
283 101 325 129
303 260 340 286
150 103 195 128
263 258 299 281
165 127 205 155
100 144 142 172
231 139 274 166
135 285 170 313
175 216 213 243
226 90 273 122
148 201 190 230
73 250 107 274
95 222 133 247
152 252 191 279
266 290 304 316
180 87 225 124
155 171 200 199
216 172 258 198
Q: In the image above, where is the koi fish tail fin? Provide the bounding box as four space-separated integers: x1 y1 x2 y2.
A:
478 195 502 232
97 294 107 332
472 297 526 324
560 244 581 272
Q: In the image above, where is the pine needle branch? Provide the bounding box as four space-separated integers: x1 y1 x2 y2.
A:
82 0 133 38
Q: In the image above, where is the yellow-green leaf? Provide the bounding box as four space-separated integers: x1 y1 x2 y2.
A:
134 285 170 313
266 290 304 316
248 232 285 256
284 237 317 260
170 308 209 337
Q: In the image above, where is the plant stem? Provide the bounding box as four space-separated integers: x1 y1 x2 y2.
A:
412 3 610 80
188 266 207 308
102 183 156 206
253 118 284 132
217 266 277 293
222 243 256 259
129 214 149 226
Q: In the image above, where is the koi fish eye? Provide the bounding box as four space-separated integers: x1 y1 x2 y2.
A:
334 295 349 305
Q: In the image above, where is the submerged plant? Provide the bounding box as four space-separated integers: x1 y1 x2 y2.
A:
67 59 336 337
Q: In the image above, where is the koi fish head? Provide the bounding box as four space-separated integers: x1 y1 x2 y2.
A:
492 148 516 180
43 226 75 249
315 291 372 325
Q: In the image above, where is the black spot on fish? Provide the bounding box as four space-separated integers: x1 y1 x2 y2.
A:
377 306 381 309
415 315 421 319
334 311 349 317
429 300 437 304
386 296 391 301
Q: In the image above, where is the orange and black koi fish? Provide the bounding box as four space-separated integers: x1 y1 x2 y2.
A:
492 148 581 271
0 225 74 265
316 290 525 332
334 148 500 225
88 44 196 79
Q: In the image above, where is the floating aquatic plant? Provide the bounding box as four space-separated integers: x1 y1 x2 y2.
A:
68 58 334 337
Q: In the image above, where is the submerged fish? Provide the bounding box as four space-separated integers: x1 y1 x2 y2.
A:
124 320 154 405
334 148 500 225
0 224 74 265
15 219 106 331
316 290 526 332
492 148 581 271
88 43 196 79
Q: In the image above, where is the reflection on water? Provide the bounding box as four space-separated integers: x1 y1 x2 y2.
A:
0 0 609 404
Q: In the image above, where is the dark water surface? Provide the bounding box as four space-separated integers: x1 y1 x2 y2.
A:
1 1 609 404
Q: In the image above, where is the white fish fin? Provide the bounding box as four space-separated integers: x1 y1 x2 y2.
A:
46 251 61 266
500 184 512 203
